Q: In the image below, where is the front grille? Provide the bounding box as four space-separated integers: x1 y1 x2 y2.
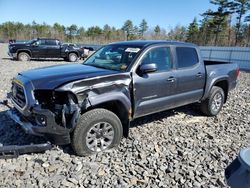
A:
11 82 26 108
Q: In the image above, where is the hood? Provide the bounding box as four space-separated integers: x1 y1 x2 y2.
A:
20 64 118 89
9 43 30 47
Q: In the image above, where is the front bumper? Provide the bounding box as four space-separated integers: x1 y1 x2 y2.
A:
7 106 71 145
7 109 41 136
8 52 17 59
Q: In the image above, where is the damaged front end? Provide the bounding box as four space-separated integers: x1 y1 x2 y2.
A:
7 68 133 146
34 90 81 130
8 81 81 145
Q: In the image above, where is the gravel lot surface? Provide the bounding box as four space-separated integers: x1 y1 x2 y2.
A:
0 43 249 187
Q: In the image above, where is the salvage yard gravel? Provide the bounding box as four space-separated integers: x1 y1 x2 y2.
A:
0 43 249 187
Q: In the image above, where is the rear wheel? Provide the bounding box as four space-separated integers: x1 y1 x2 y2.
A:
200 86 225 116
18 52 30 61
72 108 123 156
68 53 78 62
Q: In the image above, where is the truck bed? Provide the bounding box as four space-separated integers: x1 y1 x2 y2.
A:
202 61 239 100
204 60 231 65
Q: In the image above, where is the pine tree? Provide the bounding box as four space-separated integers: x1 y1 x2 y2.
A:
154 25 161 38
121 20 134 40
139 19 148 39
103 24 112 41
187 18 199 44
202 0 233 45
199 14 213 45
66 24 78 42
230 0 250 45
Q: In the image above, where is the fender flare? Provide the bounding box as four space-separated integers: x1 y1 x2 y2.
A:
16 49 32 57
202 75 229 101
87 92 131 137
88 92 131 113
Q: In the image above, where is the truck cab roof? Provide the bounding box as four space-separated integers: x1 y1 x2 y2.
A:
110 40 197 48
35 38 59 41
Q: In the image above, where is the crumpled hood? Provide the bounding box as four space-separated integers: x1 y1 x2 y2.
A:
20 64 118 89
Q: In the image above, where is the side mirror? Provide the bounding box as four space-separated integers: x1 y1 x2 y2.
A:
140 63 157 73
32 42 39 47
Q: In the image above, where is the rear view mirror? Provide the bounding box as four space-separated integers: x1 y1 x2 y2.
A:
140 63 157 73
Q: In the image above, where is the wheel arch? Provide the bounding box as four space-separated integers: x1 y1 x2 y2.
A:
17 49 32 57
85 93 132 138
213 80 229 103
203 76 229 103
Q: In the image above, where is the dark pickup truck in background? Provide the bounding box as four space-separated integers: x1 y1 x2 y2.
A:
6 40 239 156
8 38 85 62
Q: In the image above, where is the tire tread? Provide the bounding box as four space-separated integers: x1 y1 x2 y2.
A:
200 86 224 116
72 108 123 156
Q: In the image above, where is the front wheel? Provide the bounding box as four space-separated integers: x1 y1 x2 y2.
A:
72 108 123 156
200 86 225 116
18 52 30 61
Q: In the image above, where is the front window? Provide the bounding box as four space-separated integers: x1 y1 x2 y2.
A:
84 45 142 71
36 40 46 45
140 47 172 72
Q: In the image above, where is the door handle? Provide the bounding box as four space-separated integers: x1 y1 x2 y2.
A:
167 76 176 82
196 73 202 78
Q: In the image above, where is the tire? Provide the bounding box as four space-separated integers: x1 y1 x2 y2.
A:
72 108 123 156
18 52 30 61
200 86 225 116
68 53 78 62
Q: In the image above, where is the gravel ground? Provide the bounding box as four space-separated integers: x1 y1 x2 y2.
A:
0 43 249 187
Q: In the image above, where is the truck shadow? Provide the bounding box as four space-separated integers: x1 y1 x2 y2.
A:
0 105 202 144
0 111 47 146
0 110 77 157
130 104 203 128
0 104 203 157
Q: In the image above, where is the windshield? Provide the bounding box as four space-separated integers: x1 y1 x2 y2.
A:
84 45 142 71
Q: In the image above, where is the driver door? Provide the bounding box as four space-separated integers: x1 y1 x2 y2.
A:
133 46 178 118
31 39 47 57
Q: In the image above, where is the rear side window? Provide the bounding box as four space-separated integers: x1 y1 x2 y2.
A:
176 47 199 68
45 40 57 45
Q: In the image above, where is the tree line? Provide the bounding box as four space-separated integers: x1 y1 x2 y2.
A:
0 0 249 46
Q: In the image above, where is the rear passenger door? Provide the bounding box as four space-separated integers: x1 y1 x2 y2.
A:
173 47 206 106
45 39 61 57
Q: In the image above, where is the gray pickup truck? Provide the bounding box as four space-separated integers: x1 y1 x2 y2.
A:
7 40 239 156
